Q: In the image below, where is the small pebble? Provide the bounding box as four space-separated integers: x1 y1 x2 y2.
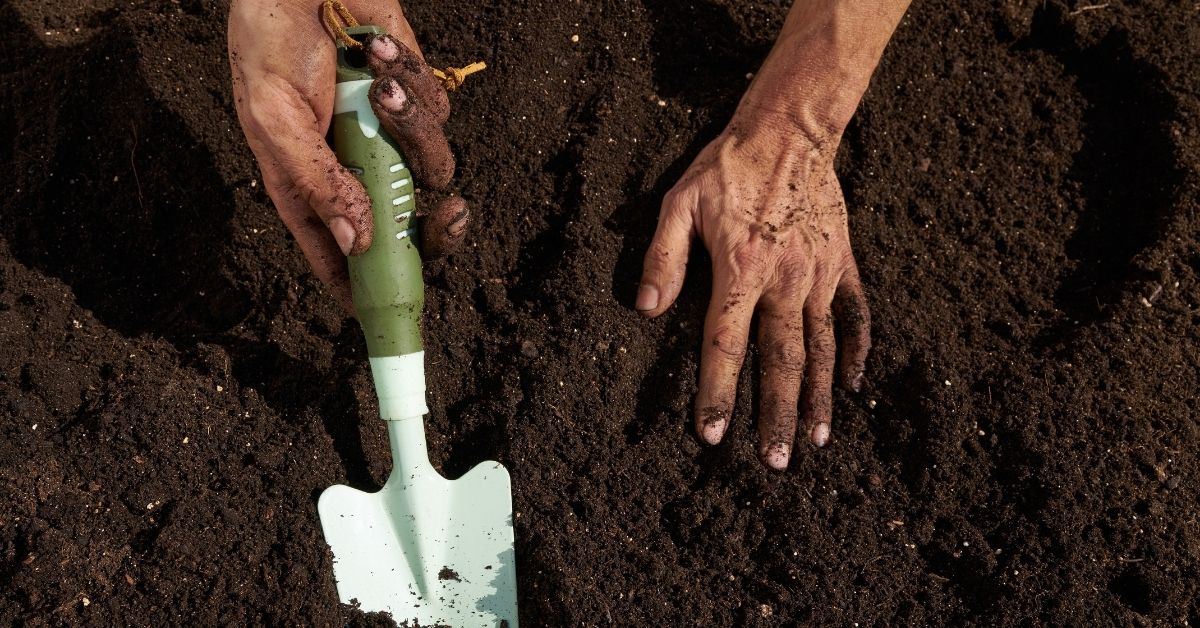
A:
570 34 579 43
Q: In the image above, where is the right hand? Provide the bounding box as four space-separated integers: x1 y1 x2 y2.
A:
228 0 468 312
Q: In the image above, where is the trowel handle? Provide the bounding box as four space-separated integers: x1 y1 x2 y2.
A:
332 76 425 358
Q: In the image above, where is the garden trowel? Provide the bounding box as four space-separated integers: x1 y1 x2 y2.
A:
316 25 518 627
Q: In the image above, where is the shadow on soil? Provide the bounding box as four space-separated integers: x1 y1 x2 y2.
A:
1019 7 1182 338
0 10 252 346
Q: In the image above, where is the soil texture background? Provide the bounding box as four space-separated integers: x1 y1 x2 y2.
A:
2 0 1199 625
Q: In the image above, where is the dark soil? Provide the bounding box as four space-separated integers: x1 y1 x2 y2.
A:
3 0 1199 625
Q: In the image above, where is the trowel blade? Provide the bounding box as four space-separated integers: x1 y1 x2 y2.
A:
318 461 517 627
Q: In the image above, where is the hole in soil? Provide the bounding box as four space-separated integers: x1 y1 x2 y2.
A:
0 15 251 346
131 500 175 555
1108 566 1152 615
1020 8 1182 330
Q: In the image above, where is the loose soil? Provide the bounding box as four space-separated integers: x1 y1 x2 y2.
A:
3 0 1199 625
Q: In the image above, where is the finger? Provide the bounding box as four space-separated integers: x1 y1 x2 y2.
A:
637 187 696 317
418 195 469 259
368 74 456 189
242 84 374 258
801 299 837 447
365 33 454 188
755 303 806 470
346 1 423 58
832 265 872 393
694 270 760 445
366 33 451 125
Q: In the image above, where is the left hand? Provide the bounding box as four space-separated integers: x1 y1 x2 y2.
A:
635 116 871 470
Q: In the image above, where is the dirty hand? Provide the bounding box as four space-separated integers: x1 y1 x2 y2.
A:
228 0 468 312
637 122 870 469
636 0 910 469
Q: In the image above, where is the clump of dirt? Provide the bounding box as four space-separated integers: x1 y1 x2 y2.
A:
2 0 1198 625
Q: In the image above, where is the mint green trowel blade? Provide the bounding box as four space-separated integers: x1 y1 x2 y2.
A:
317 399 518 627
317 24 518 626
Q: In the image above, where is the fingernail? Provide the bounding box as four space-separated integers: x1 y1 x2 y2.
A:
700 421 725 445
377 78 408 112
329 216 356 256
447 209 469 238
811 423 830 448
762 444 790 471
851 372 864 393
697 405 728 445
635 283 659 311
369 35 400 61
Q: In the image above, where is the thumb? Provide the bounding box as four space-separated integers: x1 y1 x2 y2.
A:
278 140 374 257
246 88 374 257
637 188 695 317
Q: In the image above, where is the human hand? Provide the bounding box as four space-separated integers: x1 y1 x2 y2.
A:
636 118 871 470
228 0 468 312
636 0 909 470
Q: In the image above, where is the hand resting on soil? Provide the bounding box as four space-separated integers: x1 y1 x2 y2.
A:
637 0 911 470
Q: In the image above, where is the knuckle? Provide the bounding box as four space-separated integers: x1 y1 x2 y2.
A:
661 187 681 211
708 326 747 362
292 174 337 213
732 241 770 278
807 329 837 360
243 92 277 133
763 341 806 375
773 257 809 297
662 183 694 212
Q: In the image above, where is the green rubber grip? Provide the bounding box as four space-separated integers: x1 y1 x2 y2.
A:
332 26 424 358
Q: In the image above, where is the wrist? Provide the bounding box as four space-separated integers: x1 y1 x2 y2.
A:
733 48 870 151
731 0 908 148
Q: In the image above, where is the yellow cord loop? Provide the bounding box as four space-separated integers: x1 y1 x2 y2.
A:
322 0 361 49
321 0 486 91
432 62 487 91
